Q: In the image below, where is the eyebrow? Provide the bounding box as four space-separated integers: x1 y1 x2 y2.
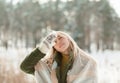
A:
57 35 61 38
57 35 61 37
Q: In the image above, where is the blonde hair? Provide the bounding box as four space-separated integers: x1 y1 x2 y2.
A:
43 31 80 61
42 31 97 67
56 31 80 57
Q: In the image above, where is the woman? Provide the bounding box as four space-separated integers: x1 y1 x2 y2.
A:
20 31 98 83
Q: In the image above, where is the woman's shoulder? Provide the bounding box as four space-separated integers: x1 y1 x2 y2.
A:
77 49 97 66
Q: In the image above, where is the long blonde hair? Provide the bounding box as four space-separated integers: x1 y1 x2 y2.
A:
42 31 96 68
56 31 80 57
43 31 80 61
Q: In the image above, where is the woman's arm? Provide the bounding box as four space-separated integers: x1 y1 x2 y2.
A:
20 32 57 75
20 48 45 75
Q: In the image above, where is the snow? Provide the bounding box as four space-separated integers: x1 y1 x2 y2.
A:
0 47 120 83
91 50 120 83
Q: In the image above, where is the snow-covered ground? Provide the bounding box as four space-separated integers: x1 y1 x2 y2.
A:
0 47 120 83
91 50 120 83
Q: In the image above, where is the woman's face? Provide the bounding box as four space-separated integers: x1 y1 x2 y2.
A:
54 33 70 54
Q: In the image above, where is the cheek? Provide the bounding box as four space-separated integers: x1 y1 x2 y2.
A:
64 39 70 47
54 38 70 52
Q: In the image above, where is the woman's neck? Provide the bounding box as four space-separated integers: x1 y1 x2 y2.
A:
61 46 71 55
62 51 69 55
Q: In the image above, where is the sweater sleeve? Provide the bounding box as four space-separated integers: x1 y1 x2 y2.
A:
20 48 45 75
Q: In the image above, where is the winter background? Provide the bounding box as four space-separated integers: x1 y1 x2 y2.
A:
0 0 120 83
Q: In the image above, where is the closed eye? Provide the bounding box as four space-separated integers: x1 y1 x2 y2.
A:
58 36 62 40
54 36 62 43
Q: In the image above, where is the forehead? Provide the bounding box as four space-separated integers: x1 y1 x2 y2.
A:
57 32 66 37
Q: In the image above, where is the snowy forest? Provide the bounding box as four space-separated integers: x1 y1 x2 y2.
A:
0 0 120 83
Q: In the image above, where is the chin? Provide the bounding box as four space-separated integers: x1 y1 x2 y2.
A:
58 46 69 53
60 48 67 53
59 50 65 53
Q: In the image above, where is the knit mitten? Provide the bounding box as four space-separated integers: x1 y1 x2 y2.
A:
38 31 57 54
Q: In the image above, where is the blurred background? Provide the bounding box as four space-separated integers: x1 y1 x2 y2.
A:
0 0 120 83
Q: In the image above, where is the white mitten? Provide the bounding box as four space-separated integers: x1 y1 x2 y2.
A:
38 31 57 54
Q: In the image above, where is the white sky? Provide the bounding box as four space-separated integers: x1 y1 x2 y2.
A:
109 0 120 17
